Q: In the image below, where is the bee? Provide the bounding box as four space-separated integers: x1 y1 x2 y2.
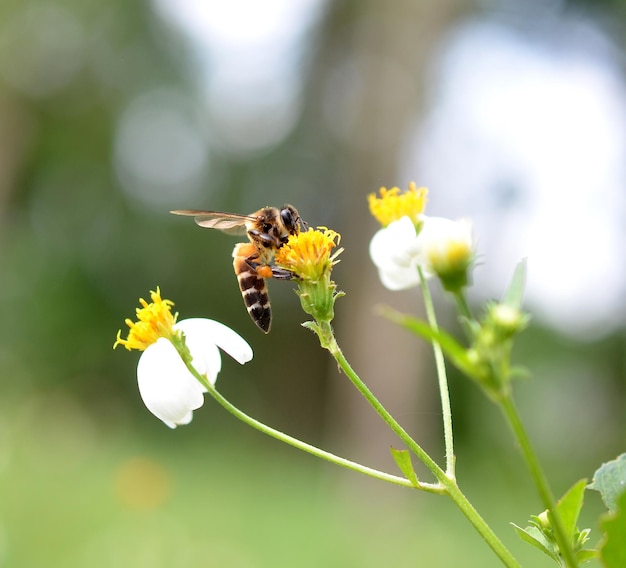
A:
171 205 307 333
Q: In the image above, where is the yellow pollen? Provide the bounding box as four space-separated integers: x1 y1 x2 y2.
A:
275 227 343 281
368 182 428 227
114 287 178 351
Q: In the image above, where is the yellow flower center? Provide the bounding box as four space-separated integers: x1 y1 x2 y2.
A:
368 182 428 227
275 227 343 281
428 239 472 273
114 287 178 351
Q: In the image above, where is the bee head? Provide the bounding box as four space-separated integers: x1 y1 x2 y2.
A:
281 205 307 234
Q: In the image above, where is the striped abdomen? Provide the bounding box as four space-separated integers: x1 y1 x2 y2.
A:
233 242 272 333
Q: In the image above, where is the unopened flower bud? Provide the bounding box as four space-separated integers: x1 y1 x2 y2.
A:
489 303 529 339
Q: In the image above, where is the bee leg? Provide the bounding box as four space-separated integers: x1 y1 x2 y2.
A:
243 256 264 271
245 258 296 281
248 229 281 248
270 266 297 280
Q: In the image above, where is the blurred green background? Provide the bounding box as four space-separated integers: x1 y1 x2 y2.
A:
0 0 624 566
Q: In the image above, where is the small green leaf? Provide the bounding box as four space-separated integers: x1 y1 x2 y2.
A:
390 447 419 487
511 523 558 562
575 549 598 564
576 527 592 548
600 490 626 567
589 453 626 512
502 259 527 310
556 478 587 540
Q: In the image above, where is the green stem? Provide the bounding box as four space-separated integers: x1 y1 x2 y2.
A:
499 395 578 568
454 289 474 322
453 289 476 342
418 267 455 476
321 322 521 568
185 362 418 490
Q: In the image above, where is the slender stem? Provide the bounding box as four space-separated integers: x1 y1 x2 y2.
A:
454 289 474 322
324 323 440 477
322 323 521 568
185 362 418 490
444 481 521 568
500 395 578 568
418 267 455 476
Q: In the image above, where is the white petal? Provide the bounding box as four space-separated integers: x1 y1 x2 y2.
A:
377 264 421 290
418 216 472 246
369 228 395 269
369 217 418 270
370 217 424 290
137 338 205 428
416 216 474 267
174 320 222 385
176 318 253 366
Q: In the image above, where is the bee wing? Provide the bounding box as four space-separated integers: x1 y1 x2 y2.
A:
171 209 256 234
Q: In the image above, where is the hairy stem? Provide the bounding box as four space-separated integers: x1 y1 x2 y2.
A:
418 267 455 476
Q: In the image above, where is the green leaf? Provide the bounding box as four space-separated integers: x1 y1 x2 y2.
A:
390 447 419 487
589 453 626 512
513 483 595 567
378 307 476 378
600 490 626 567
576 527 592 549
502 259 527 310
575 548 598 564
511 523 558 562
556 479 587 540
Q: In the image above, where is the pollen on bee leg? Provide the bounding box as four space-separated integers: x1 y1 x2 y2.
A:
256 265 274 279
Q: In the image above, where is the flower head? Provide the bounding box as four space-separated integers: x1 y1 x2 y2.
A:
275 227 344 331
484 302 530 341
367 181 477 291
368 182 428 227
369 204 475 292
368 182 431 290
115 289 252 428
275 227 343 282
416 216 474 291
114 288 178 350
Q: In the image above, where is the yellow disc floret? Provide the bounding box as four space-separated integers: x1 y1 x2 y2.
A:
427 239 473 277
114 287 178 351
368 182 428 227
275 227 343 282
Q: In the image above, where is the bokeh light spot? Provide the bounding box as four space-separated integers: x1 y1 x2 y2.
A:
114 456 171 511
114 89 210 210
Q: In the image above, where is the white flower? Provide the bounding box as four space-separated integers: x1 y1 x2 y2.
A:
114 289 253 428
137 319 253 428
369 215 474 291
